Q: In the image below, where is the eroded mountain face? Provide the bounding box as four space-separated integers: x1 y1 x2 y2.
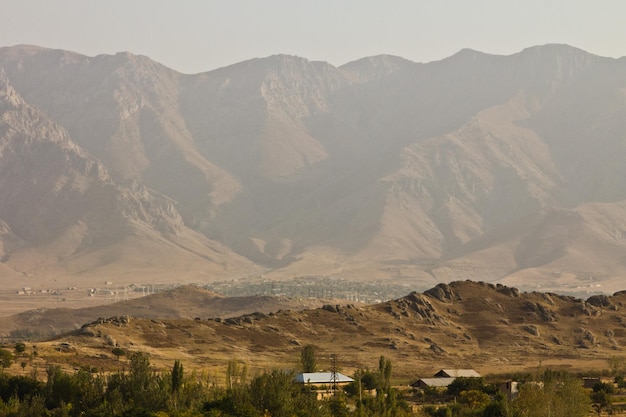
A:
1 44 626 292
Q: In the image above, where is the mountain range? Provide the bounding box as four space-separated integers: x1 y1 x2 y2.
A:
1 44 626 294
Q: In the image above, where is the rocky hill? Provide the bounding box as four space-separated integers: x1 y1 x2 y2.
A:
1 44 626 295
0 285 342 338
24 281 626 381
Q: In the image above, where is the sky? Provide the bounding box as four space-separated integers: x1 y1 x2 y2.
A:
2 0 626 74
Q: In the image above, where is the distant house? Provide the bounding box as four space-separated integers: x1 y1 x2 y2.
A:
434 369 481 378
582 377 602 389
499 381 519 400
295 372 354 385
410 377 456 389
295 372 355 400
411 369 481 390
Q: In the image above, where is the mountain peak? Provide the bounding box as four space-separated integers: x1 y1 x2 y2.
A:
340 54 415 82
518 43 595 57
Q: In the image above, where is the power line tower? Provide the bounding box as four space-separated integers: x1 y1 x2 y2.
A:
330 353 338 395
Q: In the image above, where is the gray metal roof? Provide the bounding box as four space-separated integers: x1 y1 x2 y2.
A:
412 378 456 387
295 372 355 384
435 369 481 378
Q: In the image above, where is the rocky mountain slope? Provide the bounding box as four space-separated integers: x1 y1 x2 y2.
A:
28 281 626 381
1 44 626 294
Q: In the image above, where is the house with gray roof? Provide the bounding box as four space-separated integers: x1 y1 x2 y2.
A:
410 369 481 390
434 369 481 378
295 372 354 385
410 377 456 389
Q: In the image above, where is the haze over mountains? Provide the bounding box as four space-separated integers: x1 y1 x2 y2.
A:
1 44 626 294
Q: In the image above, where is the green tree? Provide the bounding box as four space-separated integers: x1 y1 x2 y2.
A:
0 349 13 372
458 389 490 410
45 364 78 410
483 392 509 417
378 356 392 391
249 369 298 417
511 375 591 417
112 347 125 361
225 358 247 389
125 351 168 413
13 342 26 356
591 381 613 415
447 377 485 396
359 370 381 391
300 344 317 373
424 405 452 417
172 359 184 393
328 392 349 417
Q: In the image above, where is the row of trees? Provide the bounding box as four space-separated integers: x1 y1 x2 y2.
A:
0 348 414 417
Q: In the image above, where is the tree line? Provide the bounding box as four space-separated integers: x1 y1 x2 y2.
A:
0 343 604 417
0 346 415 417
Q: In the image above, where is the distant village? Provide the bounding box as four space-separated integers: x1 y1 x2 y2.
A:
203 275 427 304
7 276 423 310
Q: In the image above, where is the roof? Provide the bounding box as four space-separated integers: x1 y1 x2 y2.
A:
411 378 456 388
434 369 481 378
295 372 355 384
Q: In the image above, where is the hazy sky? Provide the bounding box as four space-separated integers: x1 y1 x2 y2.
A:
2 0 625 74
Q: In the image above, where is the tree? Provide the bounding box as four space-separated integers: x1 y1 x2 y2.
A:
591 382 613 415
13 342 26 356
249 369 297 417
124 351 169 413
446 377 485 396
171 360 184 393
359 370 381 391
511 375 591 417
300 344 317 373
45 364 78 409
329 392 349 417
0 349 13 372
483 393 509 417
112 347 125 361
226 358 247 389
378 356 392 391
458 389 490 410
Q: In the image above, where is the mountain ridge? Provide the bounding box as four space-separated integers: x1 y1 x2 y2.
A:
1 44 626 298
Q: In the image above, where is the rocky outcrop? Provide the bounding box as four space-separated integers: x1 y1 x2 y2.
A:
587 295 611 308
524 301 557 322
425 284 459 303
